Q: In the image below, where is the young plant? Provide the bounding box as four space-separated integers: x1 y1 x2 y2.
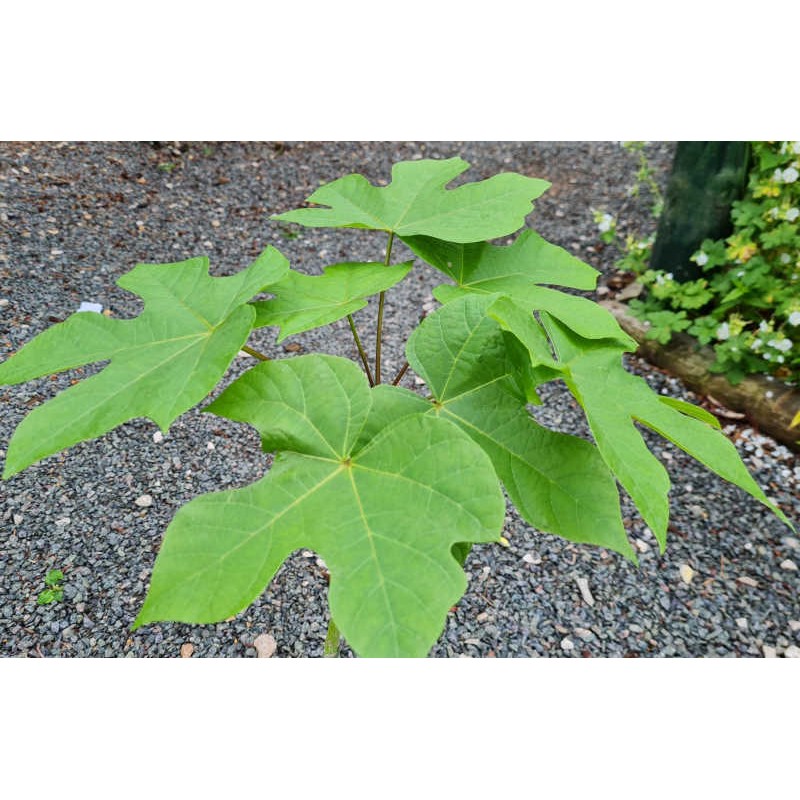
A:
0 157 793 657
37 569 65 606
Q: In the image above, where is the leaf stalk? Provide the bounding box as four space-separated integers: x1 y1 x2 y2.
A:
347 314 375 386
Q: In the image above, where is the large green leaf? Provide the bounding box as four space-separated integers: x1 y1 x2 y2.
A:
0 248 288 478
251 261 413 341
405 294 635 560
272 158 549 243
403 229 600 291
134 355 505 658
403 231 634 347
543 315 792 547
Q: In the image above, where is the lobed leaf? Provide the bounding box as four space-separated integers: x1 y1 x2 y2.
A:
0 248 288 478
402 229 600 291
543 316 792 547
406 295 635 560
135 355 505 658
404 231 634 348
272 158 549 243
251 261 413 340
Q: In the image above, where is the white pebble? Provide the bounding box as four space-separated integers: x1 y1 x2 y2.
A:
679 564 695 584
575 576 595 606
13 514 23 525
789 620 800 632
253 633 277 658
780 559 798 571
522 553 541 564
135 494 153 508
152 431 164 444
735 618 748 630
634 539 650 553
763 645 778 658
785 646 800 659
55 517 71 527
206 441 215 451
560 637 575 651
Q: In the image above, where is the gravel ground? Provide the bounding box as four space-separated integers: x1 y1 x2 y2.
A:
0 141 798 658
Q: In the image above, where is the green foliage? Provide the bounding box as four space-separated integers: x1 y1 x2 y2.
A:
252 261 413 340
37 569 65 605
0 249 288 477
272 157 550 242
598 141 800 386
2 157 793 657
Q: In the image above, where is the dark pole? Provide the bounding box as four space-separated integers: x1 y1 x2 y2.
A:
650 142 751 282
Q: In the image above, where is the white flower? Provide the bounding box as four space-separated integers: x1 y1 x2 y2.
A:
793 142 800 155
737 270 745 277
788 311 800 326
750 339 762 351
597 213 614 233
768 338 792 352
782 166 799 183
781 253 792 264
763 352 772 361
768 207 780 219
665 273 674 281
786 207 799 222
759 320 770 332
777 355 785 363
694 251 709 266
773 168 783 181
716 322 731 341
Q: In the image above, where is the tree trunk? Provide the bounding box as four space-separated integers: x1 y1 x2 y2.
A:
650 142 750 282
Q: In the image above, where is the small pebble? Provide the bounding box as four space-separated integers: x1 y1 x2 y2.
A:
54 518 71 527
135 494 153 508
522 553 541 564
737 576 759 588
679 564 695 584
785 646 800 659
735 618 748 631
180 642 194 658
560 638 575 651
254 633 277 658
575 576 595 606
789 621 800 633
782 537 799 550
634 539 649 553
13 514 23 525
763 645 777 658
780 559 797 571
152 431 164 444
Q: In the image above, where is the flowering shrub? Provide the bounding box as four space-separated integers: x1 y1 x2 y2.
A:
597 142 800 386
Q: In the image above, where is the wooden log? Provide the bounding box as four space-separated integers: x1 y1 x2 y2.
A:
601 300 800 452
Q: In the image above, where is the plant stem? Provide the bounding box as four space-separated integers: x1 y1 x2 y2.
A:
391 362 409 385
347 314 375 386
374 231 395 385
241 344 271 362
323 618 341 657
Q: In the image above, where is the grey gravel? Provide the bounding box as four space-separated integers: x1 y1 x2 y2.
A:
0 141 798 658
